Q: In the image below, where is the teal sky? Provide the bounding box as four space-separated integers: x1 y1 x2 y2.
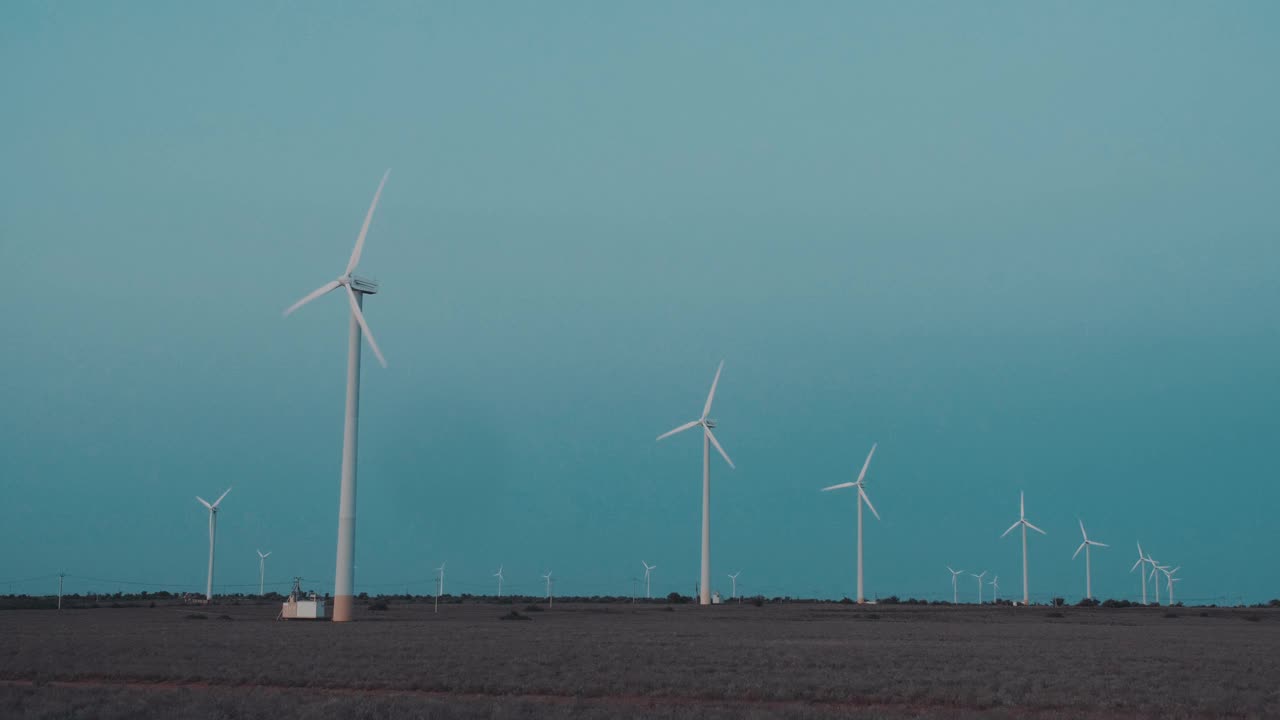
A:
3 2 1277 604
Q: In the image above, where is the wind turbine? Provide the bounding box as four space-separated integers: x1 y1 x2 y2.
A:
494 565 504 598
1072 519 1109 601
971 571 987 604
947 566 965 604
1161 566 1181 604
256 549 271 596
543 570 554 607
434 562 445 613
1149 558 1164 605
195 488 232 602
728 571 741 600
657 361 734 606
988 575 1000 602
642 561 656 599
282 169 390 623
1130 542 1149 605
821 444 881 604
1000 491 1046 606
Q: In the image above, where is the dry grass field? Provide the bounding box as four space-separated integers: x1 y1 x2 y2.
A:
2 601 1278 719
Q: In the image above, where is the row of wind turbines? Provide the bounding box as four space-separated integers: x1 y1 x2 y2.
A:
185 171 1186 617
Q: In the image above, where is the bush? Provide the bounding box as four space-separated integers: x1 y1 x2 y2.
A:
1269 599 1280 608
1052 598 1065 607
839 597 854 605
367 600 389 612
750 596 764 607
1077 598 1099 608
879 596 900 605
666 592 690 604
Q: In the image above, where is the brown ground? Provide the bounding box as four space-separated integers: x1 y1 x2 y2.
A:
2 601 1277 718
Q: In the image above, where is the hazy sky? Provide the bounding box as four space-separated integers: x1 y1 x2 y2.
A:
3 1 1277 604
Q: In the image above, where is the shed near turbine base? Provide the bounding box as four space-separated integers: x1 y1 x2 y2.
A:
280 578 327 620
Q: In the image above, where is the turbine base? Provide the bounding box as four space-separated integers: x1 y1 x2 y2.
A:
332 595 354 622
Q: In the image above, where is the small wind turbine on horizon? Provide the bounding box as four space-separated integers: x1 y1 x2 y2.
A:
657 361 734 606
1148 556 1165 605
972 570 987 604
821 443 881 604
1001 491 1046 606
728 571 741 600
1130 542 1149 605
642 561 656 599
434 562 445 613
1072 518 1109 601
988 575 1000 602
195 488 232 602
1161 566 1181 604
543 570 554 607
282 169 391 623
494 565 504 598
256 549 271 596
947 567 965 604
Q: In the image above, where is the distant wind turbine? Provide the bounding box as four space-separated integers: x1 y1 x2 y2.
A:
282 170 390 623
256 549 271 596
821 443 881 604
642 561 656 599
195 488 232 602
1161 566 1181 604
657 361 734 606
728 571 741 600
494 565 504 598
1148 557 1164 605
1072 519 1109 601
1130 542 1149 605
1001 491 1046 606
543 570 554 607
947 566 965 604
971 571 988 604
988 575 1000 603
434 562 445 613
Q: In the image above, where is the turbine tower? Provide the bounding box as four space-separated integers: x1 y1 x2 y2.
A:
543 570 554 607
195 488 232 602
947 566 965 604
1148 557 1164 605
988 575 1000 602
971 570 987 604
1130 542 1148 605
434 562 445 614
494 565 504 598
642 561 656 599
821 444 880 604
1000 491 1046 606
1161 566 1181 604
256 549 271 596
657 361 734 606
728 571 741 600
1072 519 1109 601
282 169 390 623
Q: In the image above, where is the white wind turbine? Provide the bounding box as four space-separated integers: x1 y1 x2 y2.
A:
1161 566 1181 604
947 566 965 604
1001 491 1046 606
543 570 554 607
282 169 390 623
1072 519 1109 601
821 444 881 604
434 562 445 613
728 571 741 600
988 575 1000 602
657 361 734 606
971 571 987 604
1130 542 1149 605
642 561 656 599
256 549 271 596
493 565 504 598
195 488 232 602
1148 557 1165 605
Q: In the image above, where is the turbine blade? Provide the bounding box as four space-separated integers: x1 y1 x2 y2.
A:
1073 542 1085 559
1020 491 1025 519
1078 518 1087 540
212 487 232 507
1093 541 1109 548
1001 521 1020 538
196 496 212 510
1025 521 1047 535
283 280 341 317
656 419 700 442
346 169 390 275
1130 557 1144 572
859 487 880 521
855 443 878 485
705 427 735 469
264 552 271 558
821 481 857 492
701 360 724 419
345 285 387 368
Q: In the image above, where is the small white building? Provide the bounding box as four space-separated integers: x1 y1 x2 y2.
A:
280 578 327 620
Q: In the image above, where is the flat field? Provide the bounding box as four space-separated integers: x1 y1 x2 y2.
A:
2 601 1277 719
